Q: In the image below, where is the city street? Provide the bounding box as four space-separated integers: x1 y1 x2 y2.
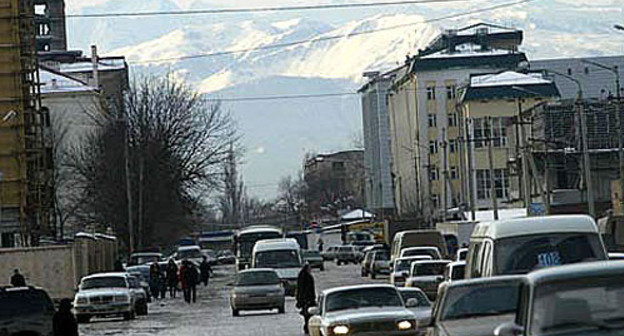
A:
80 262 383 336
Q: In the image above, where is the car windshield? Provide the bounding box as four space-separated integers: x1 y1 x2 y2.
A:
255 249 301 268
458 250 468 261
494 233 606 275
531 276 624 334
81 277 127 290
303 251 321 258
441 282 520 320
399 290 431 307
0 290 54 318
326 287 403 312
396 259 416 272
374 252 390 261
412 262 447 276
404 249 438 258
237 271 280 286
450 265 466 280
178 249 202 259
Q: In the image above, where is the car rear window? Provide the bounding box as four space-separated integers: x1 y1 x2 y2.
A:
413 262 448 276
237 271 280 286
0 290 54 318
441 283 520 320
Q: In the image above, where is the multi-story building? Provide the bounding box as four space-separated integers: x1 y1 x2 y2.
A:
359 69 401 217
387 23 526 220
304 150 365 219
34 0 67 52
459 71 560 216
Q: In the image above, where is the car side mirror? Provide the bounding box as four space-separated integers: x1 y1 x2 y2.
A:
405 298 419 308
494 322 524 336
308 306 320 316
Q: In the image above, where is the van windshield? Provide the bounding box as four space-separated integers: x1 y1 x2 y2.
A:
255 249 301 268
494 233 606 275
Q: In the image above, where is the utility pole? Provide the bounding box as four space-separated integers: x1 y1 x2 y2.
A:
517 99 531 208
486 117 499 220
123 115 134 251
578 99 596 218
466 119 476 221
441 128 448 221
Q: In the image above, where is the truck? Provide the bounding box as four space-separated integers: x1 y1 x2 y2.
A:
390 229 448 262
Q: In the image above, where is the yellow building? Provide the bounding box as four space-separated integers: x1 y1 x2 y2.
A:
459 71 560 213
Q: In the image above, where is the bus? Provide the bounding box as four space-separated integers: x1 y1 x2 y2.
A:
234 226 283 270
198 230 235 252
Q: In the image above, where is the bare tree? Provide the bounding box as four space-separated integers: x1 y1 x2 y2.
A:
65 75 238 249
277 173 308 226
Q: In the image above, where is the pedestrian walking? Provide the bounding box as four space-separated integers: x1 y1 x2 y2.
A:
296 263 316 335
166 259 178 298
317 237 324 252
10 269 26 287
149 262 161 299
184 262 199 303
200 256 212 287
179 260 190 303
53 298 79 336
159 270 167 299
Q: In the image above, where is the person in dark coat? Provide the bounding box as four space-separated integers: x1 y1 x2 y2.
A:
53 298 79 336
199 256 212 287
10 269 26 287
296 263 316 334
183 262 199 303
166 259 178 298
149 262 161 299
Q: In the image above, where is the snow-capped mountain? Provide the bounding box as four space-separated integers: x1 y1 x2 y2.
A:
64 0 624 198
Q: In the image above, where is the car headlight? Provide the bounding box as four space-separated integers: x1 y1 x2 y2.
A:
114 294 130 302
332 325 349 335
397 320 414 330
75 296 88 304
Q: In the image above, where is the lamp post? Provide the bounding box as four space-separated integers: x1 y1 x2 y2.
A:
545 69 595 218
581 59 624 216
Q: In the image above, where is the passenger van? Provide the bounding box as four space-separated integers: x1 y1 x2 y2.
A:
391 230 447 262
465 215 607 279
251 238 302 295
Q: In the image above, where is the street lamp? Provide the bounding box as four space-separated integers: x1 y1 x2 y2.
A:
544 69 595 218
581 59 624 215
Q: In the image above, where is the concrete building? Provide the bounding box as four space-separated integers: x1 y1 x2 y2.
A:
304 150 365 219
359 69 400 216
34 0 67 52
459 71 560 217
532 56 624 100
387 23 526 220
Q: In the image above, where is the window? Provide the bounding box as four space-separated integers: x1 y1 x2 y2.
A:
448 113 458 127
429 140 438 154
448 139 457 153
427 86 436 100
428 114 437 128
476 169 510 200
450 166 459 179
446 85 456 100
429 167 439 181
471 117 509 148
567 68 572 76
332 161 345 171
431 194 440 208
584 67 589 75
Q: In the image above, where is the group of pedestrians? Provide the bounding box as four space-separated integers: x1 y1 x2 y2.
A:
149 256 212 304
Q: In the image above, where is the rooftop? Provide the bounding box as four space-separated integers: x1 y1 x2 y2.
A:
39 68 96 95
526 260 624 285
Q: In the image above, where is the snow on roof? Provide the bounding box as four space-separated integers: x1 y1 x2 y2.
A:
39 69 96 94
419 46 514 59
60 58 126 73
471 71 551 88
341 209 374 220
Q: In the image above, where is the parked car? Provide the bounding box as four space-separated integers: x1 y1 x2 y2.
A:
405 260 451 300
442 261 466 283
400 246 442 260
73 272 148 323
302 250 325 271
428 275 522 336
370 250 391 279
361 250 374 277
398 287 432 328
466 215 607 278
494 261 624 336
335 245 362 265
455 248 468 261
321 245 339 261
391 256 433 286
0 286 55 336
217 250 236 264
127 252 162 266
230 268 285 316
173 245 204 265
125 265 152 302
201 249 218 265
308 284 419 336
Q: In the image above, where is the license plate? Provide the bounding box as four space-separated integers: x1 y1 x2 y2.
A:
537 251 561 267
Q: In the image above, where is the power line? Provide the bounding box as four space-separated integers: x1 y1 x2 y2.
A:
130 0 533 64
63 0 474 19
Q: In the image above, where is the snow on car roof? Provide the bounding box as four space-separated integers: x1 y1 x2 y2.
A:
82 272 128 280
322 284 398 296
177 245 201 251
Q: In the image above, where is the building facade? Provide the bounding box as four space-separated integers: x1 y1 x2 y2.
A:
359 69 399 216
34 0 67 52
387 23 526 220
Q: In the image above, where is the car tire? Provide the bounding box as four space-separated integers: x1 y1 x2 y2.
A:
123 310 136 320
232 309 240 317
77 314 91 324
278 305 285 314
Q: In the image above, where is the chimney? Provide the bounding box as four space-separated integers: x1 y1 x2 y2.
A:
91 45 99 89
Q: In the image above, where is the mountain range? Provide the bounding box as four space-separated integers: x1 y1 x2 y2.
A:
64 0 624 198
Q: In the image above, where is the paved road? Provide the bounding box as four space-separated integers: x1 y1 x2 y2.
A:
80 261 385 336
